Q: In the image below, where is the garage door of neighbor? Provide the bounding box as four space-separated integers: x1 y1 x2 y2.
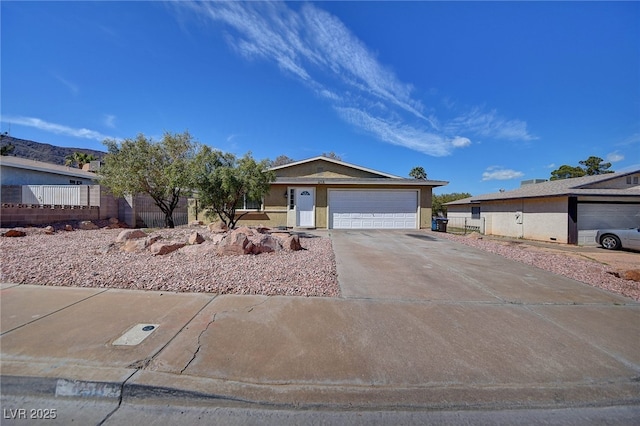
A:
578 203 640 230
577 202 640 245
329 190 418 229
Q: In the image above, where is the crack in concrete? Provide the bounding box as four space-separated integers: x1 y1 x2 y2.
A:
180 313 217 375
179 298 270 375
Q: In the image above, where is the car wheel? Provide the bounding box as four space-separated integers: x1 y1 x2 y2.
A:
600 234 621 250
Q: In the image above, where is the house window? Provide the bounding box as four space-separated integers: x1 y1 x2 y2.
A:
627 177 632 184
69 180 82 185
471 206 481 219
635 177 639 185
235 195 262 210
289 189 295 210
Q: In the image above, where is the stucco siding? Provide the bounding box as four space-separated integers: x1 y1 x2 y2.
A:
448 197 569 243
587 173 640 189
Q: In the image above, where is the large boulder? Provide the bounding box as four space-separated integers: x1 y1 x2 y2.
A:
116 229 147 243
150 241 186 256
247 234 282 254
217 232 251 256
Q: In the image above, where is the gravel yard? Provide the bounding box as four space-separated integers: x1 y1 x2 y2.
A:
1 225 638 301
0 226 339 297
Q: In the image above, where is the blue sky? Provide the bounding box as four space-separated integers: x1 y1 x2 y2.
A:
2 1 639 195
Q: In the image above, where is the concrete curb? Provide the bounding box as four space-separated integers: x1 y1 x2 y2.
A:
5 370 639 412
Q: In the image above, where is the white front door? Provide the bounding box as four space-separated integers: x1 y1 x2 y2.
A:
296 188 315 227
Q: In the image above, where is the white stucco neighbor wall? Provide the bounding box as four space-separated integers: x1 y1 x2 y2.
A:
447 197 569 243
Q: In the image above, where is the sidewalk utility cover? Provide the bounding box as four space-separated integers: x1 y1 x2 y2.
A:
113 324 159 346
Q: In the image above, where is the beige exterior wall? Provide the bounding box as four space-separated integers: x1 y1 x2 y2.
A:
448 196 569 243
190 183 435 229
587 173 640 189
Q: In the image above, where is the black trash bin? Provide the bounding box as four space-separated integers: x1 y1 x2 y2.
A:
435 218 448 232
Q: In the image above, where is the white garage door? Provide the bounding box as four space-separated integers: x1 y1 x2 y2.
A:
329 190 418 229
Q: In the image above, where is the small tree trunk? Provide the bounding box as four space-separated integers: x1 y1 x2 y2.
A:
164 213 175 228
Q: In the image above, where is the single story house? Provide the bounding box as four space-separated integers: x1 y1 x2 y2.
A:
199 156 448 230
445 170 640 245
0 156 98 186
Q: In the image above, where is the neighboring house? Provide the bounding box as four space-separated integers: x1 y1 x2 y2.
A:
445 170 640 245
0 156 188 228
206 156 448 230
0 156 98 186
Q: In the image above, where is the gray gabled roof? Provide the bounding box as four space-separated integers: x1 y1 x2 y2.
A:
0 156 98 180
446 169 640 205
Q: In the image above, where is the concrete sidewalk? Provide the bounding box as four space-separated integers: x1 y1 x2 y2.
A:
1 231 640 418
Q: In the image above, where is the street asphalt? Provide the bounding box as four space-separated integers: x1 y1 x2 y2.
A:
1 230 639 424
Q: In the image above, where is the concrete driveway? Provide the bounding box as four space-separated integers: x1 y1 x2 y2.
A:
332 230 629 303
2 230 639 415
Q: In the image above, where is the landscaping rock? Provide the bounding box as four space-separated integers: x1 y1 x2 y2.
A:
115 229 147 243
217 232 251 256
78 221 99 230
622 269 640 282
44 226 55 235
208 221 228 233
283 234 303 251
189 220 204 227
188 232 206 245
3 229 26 238
149 241 186 256
233 226 256 236
247 234 282 254
121 236 161 253
64 225 74 231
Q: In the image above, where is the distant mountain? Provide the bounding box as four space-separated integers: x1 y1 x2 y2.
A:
0 135 107 165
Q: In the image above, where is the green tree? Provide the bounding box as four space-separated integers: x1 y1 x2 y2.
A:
192 147 275 229
432 192 472 217
579 156 614 176
409 166 427 180
550 156 614 180
550 165 587 180
98 131 197 228
65 151 97 169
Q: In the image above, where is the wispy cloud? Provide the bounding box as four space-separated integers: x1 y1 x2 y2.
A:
482 166 524 181
54 74 79 96
103 114 117 128
177 1 534 156
445 107 537 141
1 115 114 142
606 151 624 163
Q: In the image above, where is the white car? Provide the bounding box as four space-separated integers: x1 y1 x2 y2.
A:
595 228 640 251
